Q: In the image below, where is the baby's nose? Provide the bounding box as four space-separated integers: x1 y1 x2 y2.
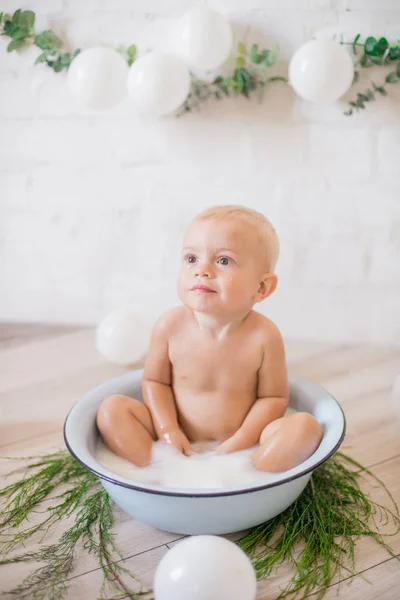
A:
196 262 212 277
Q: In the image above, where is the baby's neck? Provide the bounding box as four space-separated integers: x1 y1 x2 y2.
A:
191 309 252 340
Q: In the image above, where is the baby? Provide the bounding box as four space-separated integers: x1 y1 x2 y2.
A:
97 205 322 472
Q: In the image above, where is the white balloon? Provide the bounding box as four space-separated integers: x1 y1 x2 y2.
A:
154 536 257 600
289 38 354 103
96 311 152 366
174 7 233 71
68 47 129 110
128 52 190 117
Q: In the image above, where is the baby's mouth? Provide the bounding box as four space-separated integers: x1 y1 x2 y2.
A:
191 285 217 293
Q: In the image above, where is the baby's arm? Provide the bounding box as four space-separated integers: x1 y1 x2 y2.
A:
142 314 193 456
217 323 289 454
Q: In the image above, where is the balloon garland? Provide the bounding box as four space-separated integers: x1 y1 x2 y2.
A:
0 7 399 117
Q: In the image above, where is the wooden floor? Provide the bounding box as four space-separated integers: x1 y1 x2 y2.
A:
1 324 400 599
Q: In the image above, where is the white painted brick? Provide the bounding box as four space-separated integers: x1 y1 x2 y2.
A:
247 123 309 177
378 127 400 175
297 240 365 286
0 172 28 209
211 1 332 12
2 210 114 296
369 243 400 285
246 11 305 60
28 165 151 211
0 120 114 166
0 74 33 118
264 286 400 345
106 119 169 164
161 117 251 177
309 125 372 180
343 1 400 9
63 0 198 17
0 1 63 13
33 71 74 117
0 1 400 345
291 179 400 242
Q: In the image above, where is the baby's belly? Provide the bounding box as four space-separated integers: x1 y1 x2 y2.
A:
174 388 255 442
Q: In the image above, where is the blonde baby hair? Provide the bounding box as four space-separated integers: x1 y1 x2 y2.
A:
193 205 279 272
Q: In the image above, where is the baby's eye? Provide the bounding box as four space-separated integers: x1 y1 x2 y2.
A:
217 257 231 266
185 255 197 264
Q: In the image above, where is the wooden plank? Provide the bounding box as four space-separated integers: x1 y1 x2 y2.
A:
339 388 400 467
284 340 338 365
318 355 400 404
0 329 143 395
313 557 400 600
291 345 399 383
255 456 400 599
0 362 130 447
0 323 81 350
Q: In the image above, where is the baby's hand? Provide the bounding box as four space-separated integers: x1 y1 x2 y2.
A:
160 429 194 457
216 430 252 455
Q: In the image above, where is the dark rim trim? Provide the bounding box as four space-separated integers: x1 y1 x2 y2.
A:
63 390 346 499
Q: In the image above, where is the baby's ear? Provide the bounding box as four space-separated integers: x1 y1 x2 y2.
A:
254 273 278 303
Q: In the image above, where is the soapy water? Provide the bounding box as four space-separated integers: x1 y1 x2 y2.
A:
96 407 299 489
96 439 276 489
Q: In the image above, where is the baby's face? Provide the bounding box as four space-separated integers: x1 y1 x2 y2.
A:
177 218 266 317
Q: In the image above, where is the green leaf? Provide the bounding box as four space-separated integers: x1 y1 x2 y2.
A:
20 10 35 32
385 71 397 83
344 109 353 116
364 36 377 55
259 50 275 68
127 43 137 66
34 51 48 65
376 86 388 96
3 20 18 37
59 52 72 67
352 33 361 55
12 9 21 25
352 70 359 84
52 61 63 72
237 41 246 55
360 53 370 67
7 37 24 52
269 43 279 64
250 43 261 64
35 29 62 51
389 46 400 60
365 89 374 101
376 37 389 56
13 27 31 40
357 93 369 102
236 56 245 68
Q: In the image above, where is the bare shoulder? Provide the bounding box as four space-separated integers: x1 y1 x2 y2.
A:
152 306 188 339
248 311 284 345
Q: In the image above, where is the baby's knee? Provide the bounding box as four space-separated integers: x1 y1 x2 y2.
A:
96 394 128 430
292 412 323 441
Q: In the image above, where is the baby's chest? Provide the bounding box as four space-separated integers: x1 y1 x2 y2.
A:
169 337 261 388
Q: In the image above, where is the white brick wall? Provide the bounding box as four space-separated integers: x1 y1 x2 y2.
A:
1 0 400 344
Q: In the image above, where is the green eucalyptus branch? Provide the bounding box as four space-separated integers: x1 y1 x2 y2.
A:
343 34 400 115
178 42 288 115
1 8 399 117
0 452 150 599
1 450 399 600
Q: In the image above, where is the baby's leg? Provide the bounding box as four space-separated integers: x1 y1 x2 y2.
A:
96 395 156 467
252 412 323 473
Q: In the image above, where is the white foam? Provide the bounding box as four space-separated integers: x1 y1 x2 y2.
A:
96 440 277 489
96 407 299 490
